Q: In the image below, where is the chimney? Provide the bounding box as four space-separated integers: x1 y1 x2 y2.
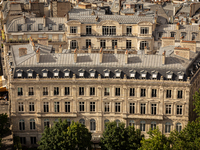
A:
43 15 46 28
144 46 147 55
176 22 180 30
32 42 35 51
99 47 103 63
29 1 31 9
88 45 92 53
174 47 190 60
199 25 200 31
59 45 63 53
114 45 117 54
191 19 195 23
64 13 69 21
29 36 32 44
74 49 77 63
101 2 104 6
36 48 40 63
19 48 27 57
38 37 48 46
125 50 128 64
180 36 184 43
96 16 99 22
162 51 165 65
154 17 157 24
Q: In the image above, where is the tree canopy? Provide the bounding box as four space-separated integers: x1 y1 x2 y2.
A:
0 113 10 138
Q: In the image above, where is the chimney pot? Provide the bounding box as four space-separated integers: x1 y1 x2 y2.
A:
114 45 117 54
59 45 63 53
36 48 40 63
162 50 165 65
74 48 77 63
125 50 128 64
176 22 180 30
43 15 46 28
99 47 103 63
88 45 92 53
144 46 147 55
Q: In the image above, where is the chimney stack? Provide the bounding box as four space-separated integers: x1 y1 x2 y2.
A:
96 16 99 22
43 15 46 28
144 46 147 55
176 22 180 30
114 45 117 54
36 48 40 63
29 1 31 9
32 42 35 51
99 47 103 63
74 49 77 63
59 45 63 53
19 48 27 57
64 13 69 21
162 51 165 65
125 50 128 64
88 45 92 53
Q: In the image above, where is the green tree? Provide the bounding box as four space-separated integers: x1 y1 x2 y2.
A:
13 136 22 150
0 113 10 138
139 128 170 150
193 89 200 117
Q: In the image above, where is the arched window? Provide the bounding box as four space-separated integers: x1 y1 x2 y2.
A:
44 119 49 128
140 41 149 50
104 119 109 129
151 121 156 130
79 119 85 125
176 123 182 132
140 121 145 131
55 119 59 122
30 119 35 130
165 122 171 133
90 119 96 131
19 119 25 130
115 119 120 127
129 120 135 126
67 119 71 126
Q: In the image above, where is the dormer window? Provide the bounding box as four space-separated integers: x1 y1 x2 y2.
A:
181 32 186 38
129 70 136 78
42 69 48 78
115 69 121 78
192 32 197 40
89 69 96 78
151 70 158 79
18 24 22 31
78 69 85 78
166 71 173 80
38 24 43 30
53 69 59 78
48 24 52 30
16 69 23 78
104 69 110 78
140 70 147 79
27 69 33 78
63 69 70 78
178 71 184 80
171 32 175 37
59 24 64 30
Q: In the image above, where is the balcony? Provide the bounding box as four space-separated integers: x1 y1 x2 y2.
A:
81 46 136 51
80 33 137 37
124 114 164 120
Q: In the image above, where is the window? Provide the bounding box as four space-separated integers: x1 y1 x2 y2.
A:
141 89 146 97
140 121 145 131
19 119 25 130
28 87 34 96
18 24 22 31
43 72 48 78
48 24 52 30
89 87 95 96
104 87 110 96
19 102 24 111
90 119 96 131
177 90 182 99
129 120 135 126
171 32 175 37
90 102 95 112
64 102 70 112
126 40 131 49
181 32 186 38
27 24 31 31
158 32 163 38
166 90 171 98
54 102 59 112
176 123 182 132
44 102 49 112
165 122 171 133
104 119 109 129
54 87 59 95
115 102 120 112
130 88 135 96
29 102 34 111
100 40 106 49
102 26 116 36
151 104 157 115
48 34 52 40
71 40 77 49
177 105 182 115
79 119 85 125
28 72 32 78
152 89 157 97
30 137 36 144
192 33 196 40
115 88 120 96
44 119 49 127
79 102 84 111
130 103 135 114
43 87 48 95
86 26 92 35
59 24 64 30
126 26 132 35
86 39 91 48
105 102 110 112
112 40 117 49
38 24 43 30
141 103 146 114
166 105 171 114
18 87 23 96
140 27 149 34
59 35 63 42
70 26 77 33
115 120 120 127
65 87 70 95
140 41 149 50
20 137 26 144
67 119 71 126
79 87 84 95
30 119 35 130
151 121 156 130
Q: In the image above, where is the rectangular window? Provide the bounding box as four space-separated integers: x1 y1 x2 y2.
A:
30 137 36 144
59 24 64 30
171 32 175 37
38 24 43 30
18 24 22 31
165 124 171 133
27 24 31 31
102 26 116 36
140 27 149 34
112 40 117 49
177 90 183 99
115 88 120 96
152 89 157 97
141 103 146 114
71 40 77 49
130 88 135 96
79 87 84 95
115 102 120 112
79 102 84 111
86 26 92 35
90 87 95 96
104 88 110 96
28 87 34 96
48 34 52 40
151 104 157 115
100 40 106 49
166 90 171 98
54 87 59 95
65 87 70 95
177 105 182 115
18 88 23 96
44 102 49 112
126 40 131 49
65 102 70 112
141 89 146 97
90 102 95 112
54 102 59 112
86 39 91 48
105 102 110 112
70 26 77 33
48 24 52 30
126 26 132 35
130 103 135 114
20 137 26 144
166 105 171 114
59 35 63 42
18 102 24 111
43 87 48 96
29 102 34 111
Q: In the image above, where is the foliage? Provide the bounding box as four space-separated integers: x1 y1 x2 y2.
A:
138 128 170 150
100 121 143 150
0 113 10 138
193 89 200 117
0 136 2 149
13 136 22 150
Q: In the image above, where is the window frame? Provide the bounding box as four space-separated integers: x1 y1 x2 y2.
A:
29 102 35 111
